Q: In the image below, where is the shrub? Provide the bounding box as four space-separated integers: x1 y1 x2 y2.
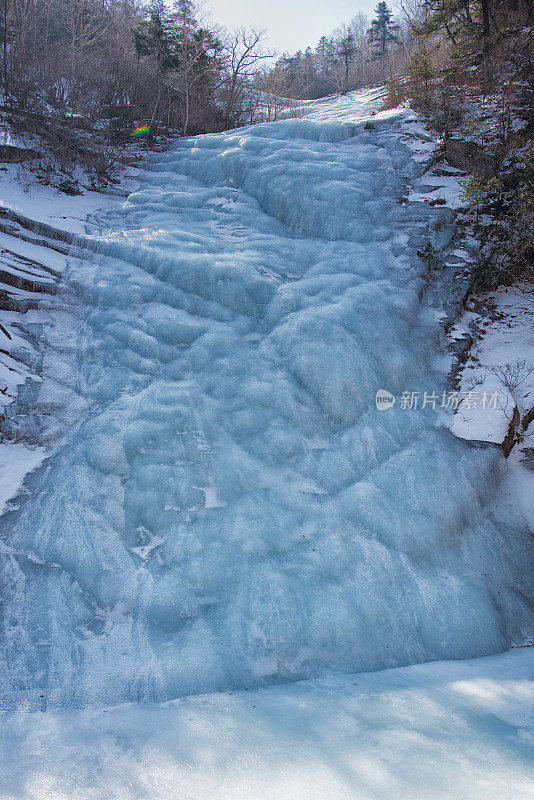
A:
55 177 82 196
82 145 122 189
381 80 405 110
459 174 503 224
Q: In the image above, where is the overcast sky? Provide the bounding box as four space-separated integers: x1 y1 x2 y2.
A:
206 0 386 56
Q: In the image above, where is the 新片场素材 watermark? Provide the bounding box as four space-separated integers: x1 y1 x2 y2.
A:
376 389 501 411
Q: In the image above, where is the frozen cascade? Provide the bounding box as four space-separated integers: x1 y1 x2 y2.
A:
0 90 532 710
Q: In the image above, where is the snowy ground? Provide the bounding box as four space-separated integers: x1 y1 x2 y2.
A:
0 114 140 235
446 283 534 541
0 163 128 236
411 134 534 530
450 284 534 444
0 647 533 800
408 161 468 209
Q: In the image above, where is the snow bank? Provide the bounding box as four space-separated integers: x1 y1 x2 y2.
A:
450 284 534 444
0 443 45 516
0 168 118 236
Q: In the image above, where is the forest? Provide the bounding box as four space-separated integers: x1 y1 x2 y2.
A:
0 0 410 130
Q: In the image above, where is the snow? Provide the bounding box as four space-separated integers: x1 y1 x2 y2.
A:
0 315 40 411
450 284 534 443
0 90 532 726
0 229 68 276
448 284 534 537
508 431 534 533
297 87 385 122
409 170 467 208
0 647 533 800
0 442 46 516
0 313 49 525
0 162 140 235
0 168 115 235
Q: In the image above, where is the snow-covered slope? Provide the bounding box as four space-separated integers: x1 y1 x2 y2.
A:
0 90 532 712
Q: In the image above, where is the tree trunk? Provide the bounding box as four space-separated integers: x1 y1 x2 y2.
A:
481 0 490 38
183 84 189 135
3 0 8 98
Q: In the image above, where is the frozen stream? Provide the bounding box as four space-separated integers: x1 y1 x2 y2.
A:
0 90 532 711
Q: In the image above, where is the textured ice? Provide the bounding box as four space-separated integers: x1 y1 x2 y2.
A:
0 91 532 710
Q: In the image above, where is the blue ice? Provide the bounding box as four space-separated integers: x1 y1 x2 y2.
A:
0 91 532 709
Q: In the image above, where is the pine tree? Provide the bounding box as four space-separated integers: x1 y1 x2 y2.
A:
416 0 493 63
408 41 433 93
519 149 534 214
303 47 315 85
134 2 179 75
1 0 8 97
337 32 357 94
315 36 336 75
416 241 440 274
368 2 400 61
459 174 502 225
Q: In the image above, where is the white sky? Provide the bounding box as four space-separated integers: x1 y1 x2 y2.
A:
206 0 386 56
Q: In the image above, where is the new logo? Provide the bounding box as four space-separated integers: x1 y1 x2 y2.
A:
375 389 395 411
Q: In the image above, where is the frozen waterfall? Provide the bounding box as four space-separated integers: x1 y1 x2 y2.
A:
0 90 532 710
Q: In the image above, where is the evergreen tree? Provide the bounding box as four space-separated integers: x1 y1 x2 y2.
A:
408 39 434 96
368 2 399 61
315 36 336 75
303 46 316 85
416 0 493 62
417 241 440 274
134 2 178 75
1 0 9 97
337 31 357 94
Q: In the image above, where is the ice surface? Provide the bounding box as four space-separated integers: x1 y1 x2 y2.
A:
0 648 533 800
0 91 533 710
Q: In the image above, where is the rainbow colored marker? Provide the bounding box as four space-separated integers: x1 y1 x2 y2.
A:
133 124 151 137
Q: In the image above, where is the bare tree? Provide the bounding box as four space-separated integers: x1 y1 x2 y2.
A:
253 65 304 121
219 28 272 124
